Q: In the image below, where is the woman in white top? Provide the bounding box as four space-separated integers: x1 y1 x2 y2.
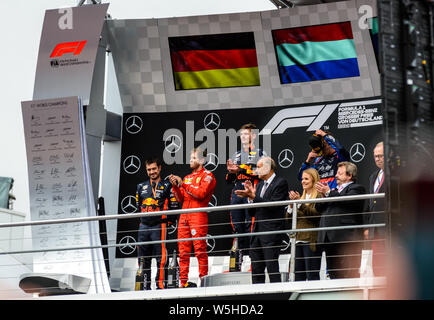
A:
287 168 323 281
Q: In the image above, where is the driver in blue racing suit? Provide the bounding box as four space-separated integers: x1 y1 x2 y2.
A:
136 157 179 290
298 130 350 190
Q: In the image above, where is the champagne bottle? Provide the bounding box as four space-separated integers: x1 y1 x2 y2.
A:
167 249 179 288
135 257 145 291
229 237 241 272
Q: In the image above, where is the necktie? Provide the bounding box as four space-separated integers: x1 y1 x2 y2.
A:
337 184 344 193
260 182 268 198
375 171 384 193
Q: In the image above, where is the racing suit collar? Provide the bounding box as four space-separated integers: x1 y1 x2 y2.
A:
242 144 255 153
192 166 205 174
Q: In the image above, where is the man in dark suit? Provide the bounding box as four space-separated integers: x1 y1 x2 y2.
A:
316 161 366 279
363 141 386 275
235 156 288 284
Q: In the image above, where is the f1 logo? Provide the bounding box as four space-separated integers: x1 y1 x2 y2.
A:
50 41 87 58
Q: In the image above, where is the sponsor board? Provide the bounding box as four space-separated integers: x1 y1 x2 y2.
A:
116 98 383 257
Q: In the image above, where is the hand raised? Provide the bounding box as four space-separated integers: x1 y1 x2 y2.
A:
315 129 326 137
227 159 239 173
306 151 318 163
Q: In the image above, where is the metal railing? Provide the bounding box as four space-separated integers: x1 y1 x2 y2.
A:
0 193 386 294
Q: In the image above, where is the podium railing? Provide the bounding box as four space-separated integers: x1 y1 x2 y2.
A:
0 193 386 293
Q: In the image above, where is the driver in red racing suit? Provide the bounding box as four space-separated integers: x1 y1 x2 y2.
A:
169 148 216 287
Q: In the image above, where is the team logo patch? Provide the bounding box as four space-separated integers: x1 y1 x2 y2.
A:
142 198 159 206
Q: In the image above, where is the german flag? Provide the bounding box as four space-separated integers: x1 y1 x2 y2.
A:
169 32 260 90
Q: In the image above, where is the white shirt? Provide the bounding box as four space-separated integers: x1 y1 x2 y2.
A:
325 181 353 197
287 193 310 214
260 173 276 198
287 194 311 244
373 169 384 193
338 181 353 193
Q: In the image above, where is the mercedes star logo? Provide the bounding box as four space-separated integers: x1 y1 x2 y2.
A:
278 149 294 168
204 153 219 172
125 115 143 134
121 195 138 214
167 220 178 235
203 113 221 132
118 235 137 255
350 143 366 163
281 233 291 252
164 134 182 153
123 155 141 174
208 195 218 207
206 234 216 253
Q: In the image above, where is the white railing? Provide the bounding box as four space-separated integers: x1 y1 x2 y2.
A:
0 193 386 295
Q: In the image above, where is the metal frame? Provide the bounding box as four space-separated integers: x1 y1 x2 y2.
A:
0 193 385 283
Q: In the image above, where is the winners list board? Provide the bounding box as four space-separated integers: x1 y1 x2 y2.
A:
21 96 110 293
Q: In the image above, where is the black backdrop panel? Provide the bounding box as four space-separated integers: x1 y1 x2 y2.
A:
116 97 383 258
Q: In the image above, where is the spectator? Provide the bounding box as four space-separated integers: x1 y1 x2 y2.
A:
364 141 386 276
226 123 266 260
235 156 289 284
287 168 323 281
315 161 366 279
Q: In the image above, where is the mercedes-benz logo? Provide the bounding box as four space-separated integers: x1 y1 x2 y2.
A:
206 234 216 253
167 220 178 235
204 153 219 172
203 113 221 132
164 134 182 153
118 235 137 255
350 143 366 163
278 149 294 168
121 195 138 214
125 115 143 134
281 233 291 252
123 155 141 174
208 195 217 207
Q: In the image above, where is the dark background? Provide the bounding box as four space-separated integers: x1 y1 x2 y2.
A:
116 97 383 258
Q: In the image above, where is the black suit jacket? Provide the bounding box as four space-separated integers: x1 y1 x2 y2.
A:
364 169 385 238
248 175 289 243
317 182 366 244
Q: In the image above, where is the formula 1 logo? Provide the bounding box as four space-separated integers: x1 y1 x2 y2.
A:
50 41 87 58
259 104 339 135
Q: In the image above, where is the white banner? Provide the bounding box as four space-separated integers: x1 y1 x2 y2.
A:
21 96 110 293
33 4 108 105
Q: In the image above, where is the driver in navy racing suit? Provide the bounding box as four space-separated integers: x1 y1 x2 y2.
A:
226 123 266 259
298 130 350 190
136 157 179 290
